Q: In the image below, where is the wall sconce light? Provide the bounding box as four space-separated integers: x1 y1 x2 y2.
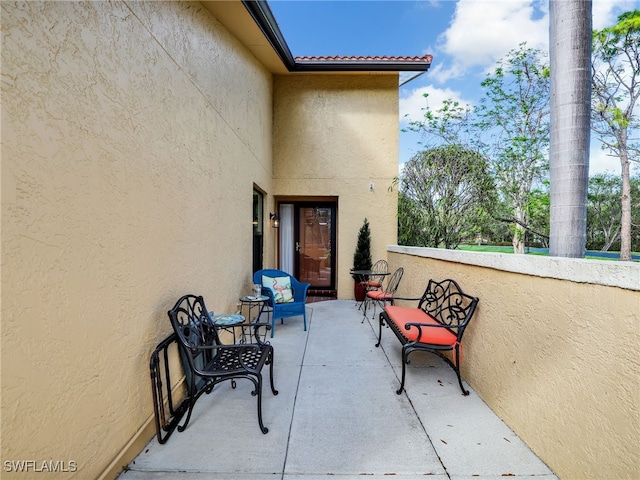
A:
270 213 280 228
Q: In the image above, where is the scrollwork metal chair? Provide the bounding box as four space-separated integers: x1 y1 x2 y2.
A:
361 259 388 290
167 294 278 434
362 266 404 321
356 259 388 310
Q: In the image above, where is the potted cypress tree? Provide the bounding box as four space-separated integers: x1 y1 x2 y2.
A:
352 218 373 301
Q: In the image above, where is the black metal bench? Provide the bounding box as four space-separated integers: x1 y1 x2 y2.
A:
150 294 277 442
376 278 479 395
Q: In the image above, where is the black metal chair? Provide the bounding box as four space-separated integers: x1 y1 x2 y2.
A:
167 294 278 434
362 266 404 321
356 259 388 311
360 259 388 292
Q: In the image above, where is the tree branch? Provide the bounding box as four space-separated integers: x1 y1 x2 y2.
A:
494 216 550 239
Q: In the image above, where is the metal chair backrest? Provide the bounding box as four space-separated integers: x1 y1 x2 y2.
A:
367 259 388 286
384 267 404 295
167 295 221 372
371 259 388 274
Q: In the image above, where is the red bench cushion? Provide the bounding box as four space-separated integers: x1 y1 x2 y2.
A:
366 291 393 301
385 306 456 346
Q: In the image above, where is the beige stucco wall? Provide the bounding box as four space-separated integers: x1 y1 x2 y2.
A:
273 75 399 299
2 2 275 478
388 246 640 480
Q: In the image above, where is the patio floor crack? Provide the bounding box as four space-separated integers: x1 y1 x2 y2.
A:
279 307 314 480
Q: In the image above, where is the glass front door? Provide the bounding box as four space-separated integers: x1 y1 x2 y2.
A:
278 201 336 292
295 203 335 291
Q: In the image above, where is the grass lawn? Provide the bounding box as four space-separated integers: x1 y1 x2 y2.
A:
456 244 639 261
458 245 526 254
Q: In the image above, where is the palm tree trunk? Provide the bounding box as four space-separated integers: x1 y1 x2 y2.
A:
549 0 592 258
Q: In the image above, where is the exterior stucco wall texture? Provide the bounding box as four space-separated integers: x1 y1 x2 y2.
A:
2 2 273 479
273 75 399 299
387 247 640 480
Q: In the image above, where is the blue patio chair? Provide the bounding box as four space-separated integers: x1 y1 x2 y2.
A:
253 269 310 337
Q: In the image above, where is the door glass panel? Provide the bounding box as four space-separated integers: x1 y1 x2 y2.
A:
298 207 332 287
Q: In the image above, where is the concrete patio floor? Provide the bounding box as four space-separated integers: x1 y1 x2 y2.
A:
119 300 559 480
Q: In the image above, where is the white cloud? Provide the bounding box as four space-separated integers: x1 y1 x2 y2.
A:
419 0 443 8
590 144 623 176
592 0 636 30
435 0 549 81
399 84 471 125
426 61 467 85
588 140 640 177
429 0 639 81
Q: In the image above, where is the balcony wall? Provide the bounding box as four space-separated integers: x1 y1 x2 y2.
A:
2 2 274 479
2 2 404 478
387 246 639 480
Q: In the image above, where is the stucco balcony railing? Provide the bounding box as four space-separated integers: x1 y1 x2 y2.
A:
385 246 639 480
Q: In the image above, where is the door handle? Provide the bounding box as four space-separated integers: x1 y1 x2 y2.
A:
295 242 300 252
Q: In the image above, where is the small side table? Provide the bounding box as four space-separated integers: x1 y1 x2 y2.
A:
239 295 269 322
239 295 270 339
210 313 245 388
210 312 245 343
211 313 245 327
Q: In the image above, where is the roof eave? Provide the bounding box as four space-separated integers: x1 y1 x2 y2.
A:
242 0 432 73
242 0 296 68
292 60 431 73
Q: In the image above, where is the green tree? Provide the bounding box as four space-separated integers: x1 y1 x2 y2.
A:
407 97 476 148
482 203 513 245
527 185 551 248
476 44 551 254
397 191 428 247
409 45 550 254
632 175 640 252
491 185 551 248
591 10 640 261
549 0 592 258
587 173 623 250
352 218 372 271
396 145 495 249
587 173 640 252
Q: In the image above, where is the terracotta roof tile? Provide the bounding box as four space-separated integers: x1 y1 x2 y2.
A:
295 55 432 63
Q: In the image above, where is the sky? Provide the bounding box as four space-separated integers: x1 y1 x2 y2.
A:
268 0 639 177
